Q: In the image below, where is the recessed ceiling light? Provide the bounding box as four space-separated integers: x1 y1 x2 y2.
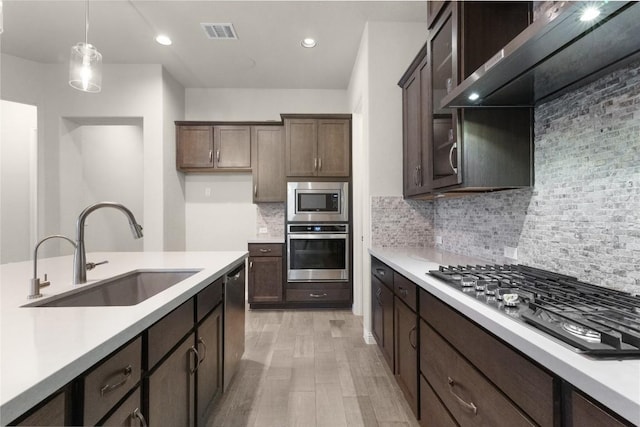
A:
155 35 172 46
580 6 601 22
468 92 480 101
301 38 317 48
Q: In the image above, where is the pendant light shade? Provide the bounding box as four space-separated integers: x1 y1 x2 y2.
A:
69 0 102 93
69 42 102 92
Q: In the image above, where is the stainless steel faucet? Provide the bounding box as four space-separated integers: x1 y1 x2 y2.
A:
29 235 77 299
73 202 144 285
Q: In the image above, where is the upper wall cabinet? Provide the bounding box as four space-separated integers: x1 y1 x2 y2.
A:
399 2 533 199
176 124 251 172
284 115 351 178
252 126 285 203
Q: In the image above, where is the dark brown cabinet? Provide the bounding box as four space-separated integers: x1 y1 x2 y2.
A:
399 2 533 198
394 296 418 417
570 390 632 427
251 126 285 202
248 243 283 306
176 124 251 172
371 274 394 369
14 391 68 426
284 115 351 177
196 305 223 426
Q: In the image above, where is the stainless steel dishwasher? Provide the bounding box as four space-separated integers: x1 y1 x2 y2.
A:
223 263 245 391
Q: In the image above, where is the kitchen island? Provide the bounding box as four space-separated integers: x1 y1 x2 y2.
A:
370 247 640 426
0 251 247 425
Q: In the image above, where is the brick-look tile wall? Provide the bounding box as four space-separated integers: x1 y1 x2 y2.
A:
256 203 285 238
434 60 640 293
371 196 434 248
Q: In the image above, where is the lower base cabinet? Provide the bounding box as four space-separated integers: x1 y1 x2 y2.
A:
394 296 418 417
196 305 223 425
14 391 67 426
570 390 630 427
148 334 197 427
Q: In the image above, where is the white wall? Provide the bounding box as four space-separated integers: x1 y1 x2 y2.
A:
58 122 144 254
1 54 184 257
162 69 186 251
347 22 427 335
0 100 38 263
186 88 348 121
184 88 349 251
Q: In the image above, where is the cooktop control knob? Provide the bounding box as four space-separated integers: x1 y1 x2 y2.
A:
502 293 519 307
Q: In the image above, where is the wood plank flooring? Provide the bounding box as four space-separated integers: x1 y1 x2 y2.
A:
207 310 419 427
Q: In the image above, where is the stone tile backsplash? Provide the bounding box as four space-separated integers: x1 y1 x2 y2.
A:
433 60 640 293
256 203 285 238
371 196 434 248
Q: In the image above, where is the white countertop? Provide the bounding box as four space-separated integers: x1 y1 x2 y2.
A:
0 251 247 425
247 237 285 244
369 247 640 426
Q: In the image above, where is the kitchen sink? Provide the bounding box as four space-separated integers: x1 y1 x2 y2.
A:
24 269 201 307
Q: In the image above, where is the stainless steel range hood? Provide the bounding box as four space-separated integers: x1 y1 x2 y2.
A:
441 1 640 108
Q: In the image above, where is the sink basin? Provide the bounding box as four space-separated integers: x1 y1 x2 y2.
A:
24 269 202 307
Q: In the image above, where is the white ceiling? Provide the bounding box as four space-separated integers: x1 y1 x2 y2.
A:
0 1 427 89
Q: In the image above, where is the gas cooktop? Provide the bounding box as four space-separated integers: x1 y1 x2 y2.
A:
429 264 640 358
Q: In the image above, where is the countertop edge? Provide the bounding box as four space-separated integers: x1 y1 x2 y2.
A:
0 251 248 425
369 247 640 426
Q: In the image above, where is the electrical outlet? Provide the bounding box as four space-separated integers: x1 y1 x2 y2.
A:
435 236 443 245
258 227 268 234
204 187 211 197
504 246 518 260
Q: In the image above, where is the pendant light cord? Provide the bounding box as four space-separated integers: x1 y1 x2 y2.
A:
85 0 89 45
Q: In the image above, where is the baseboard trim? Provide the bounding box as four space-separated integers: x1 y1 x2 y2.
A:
363 331 377 345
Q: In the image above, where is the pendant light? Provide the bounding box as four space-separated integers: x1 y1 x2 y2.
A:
69 0 102 92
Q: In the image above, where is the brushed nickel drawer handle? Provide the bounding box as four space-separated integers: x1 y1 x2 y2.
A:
309 293 328 298
189 346 201 374
132 407 148 427
100 365 133 396
216 149 220 163
447 376 478 415
409 326 417 350
259 248 272 253
197 337 208 363
318 158 322 170
375 268 386 277
209 150 213 163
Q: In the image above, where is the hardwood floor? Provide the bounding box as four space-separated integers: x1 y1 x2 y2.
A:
207 309 419 427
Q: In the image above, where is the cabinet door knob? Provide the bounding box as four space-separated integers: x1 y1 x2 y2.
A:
100 365 133 396
447 376 478 415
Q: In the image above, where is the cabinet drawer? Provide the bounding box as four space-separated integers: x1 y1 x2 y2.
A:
249 243 283 257
423 323 534 426
420 374 457 427
286 288 351 302
101 387 145 426
83 337 142 426
196 278 223 323
15 390 67 426
394 272 417 312
148 299 194 369
371 257 393 289
571 390 631 427
421 291 554 426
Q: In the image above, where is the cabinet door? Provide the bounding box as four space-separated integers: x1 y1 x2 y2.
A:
249 256 283 303
317 119 350 177
177 126 214 169
148 335 197 427
285 119 317 176
251 126 285 202
394 297 418 417
213 126 251 169
372 275 394 369
15 391 67 426
402 66 423 196
196 306 223 426
428 5 461 190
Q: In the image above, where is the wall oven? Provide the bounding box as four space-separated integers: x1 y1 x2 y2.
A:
287 181 348 223
287 224 349 282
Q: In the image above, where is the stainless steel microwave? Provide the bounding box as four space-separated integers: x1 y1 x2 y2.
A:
287 181 348 222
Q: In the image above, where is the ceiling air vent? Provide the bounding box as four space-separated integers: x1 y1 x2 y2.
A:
201 23 238 40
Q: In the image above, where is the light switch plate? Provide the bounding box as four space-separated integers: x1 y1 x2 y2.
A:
258 227 268 234
435 236 443 245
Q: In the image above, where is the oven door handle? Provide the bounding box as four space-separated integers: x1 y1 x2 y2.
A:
288 233 348 240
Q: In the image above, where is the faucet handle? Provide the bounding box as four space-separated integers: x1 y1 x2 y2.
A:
87 260 109 271
40 274 51 288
